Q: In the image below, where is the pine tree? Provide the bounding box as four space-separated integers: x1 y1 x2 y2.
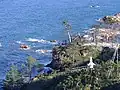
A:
4 64 22 88
63 20 72 43
27 56 37 80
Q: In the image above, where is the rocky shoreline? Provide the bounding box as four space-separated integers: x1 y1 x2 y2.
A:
98 13 120 24
3 13 120 90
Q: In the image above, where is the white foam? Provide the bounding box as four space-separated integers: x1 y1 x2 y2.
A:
16 41 24 44
95 18 100 21
26 38 48 43
0 43 2 47
26 38 58 45
48 42 58 45
90 5 93 8
96 5 100 8
35 49 52 54
46 50 52 52
90 5 100 8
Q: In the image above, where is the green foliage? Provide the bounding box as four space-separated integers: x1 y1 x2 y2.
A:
63 20 72 43
4 65 23 88
43 61 120 90
84 84 91 90
27 56 37 67
4 56 44 89
36 63 44 68
53 44 100 69
55 61 120 90
63 20 72 31
27 56 37 79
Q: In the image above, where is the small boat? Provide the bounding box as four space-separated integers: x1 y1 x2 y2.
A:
20 44 30 50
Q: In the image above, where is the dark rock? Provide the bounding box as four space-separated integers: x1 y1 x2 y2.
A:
46 47 62 70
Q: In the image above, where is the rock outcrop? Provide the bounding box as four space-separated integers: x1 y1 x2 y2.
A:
47 47 62 70
99 13 120 24
47 41 101 70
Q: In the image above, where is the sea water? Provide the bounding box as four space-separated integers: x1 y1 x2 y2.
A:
0 0 120 89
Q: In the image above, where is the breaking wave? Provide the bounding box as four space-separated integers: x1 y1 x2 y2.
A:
26 38 58 45
16 41 24 44
35 49 52 54
26 38 48 43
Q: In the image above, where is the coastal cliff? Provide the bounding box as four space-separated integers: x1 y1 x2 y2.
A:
4 13 120 90
47 42 101 70
20 38 120 90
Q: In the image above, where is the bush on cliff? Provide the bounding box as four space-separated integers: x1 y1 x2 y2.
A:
21 61 120 90
47 43 101 70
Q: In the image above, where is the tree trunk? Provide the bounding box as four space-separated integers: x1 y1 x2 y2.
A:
68 31 71 43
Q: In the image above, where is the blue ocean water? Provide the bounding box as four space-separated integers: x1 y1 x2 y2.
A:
0 0 120 89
